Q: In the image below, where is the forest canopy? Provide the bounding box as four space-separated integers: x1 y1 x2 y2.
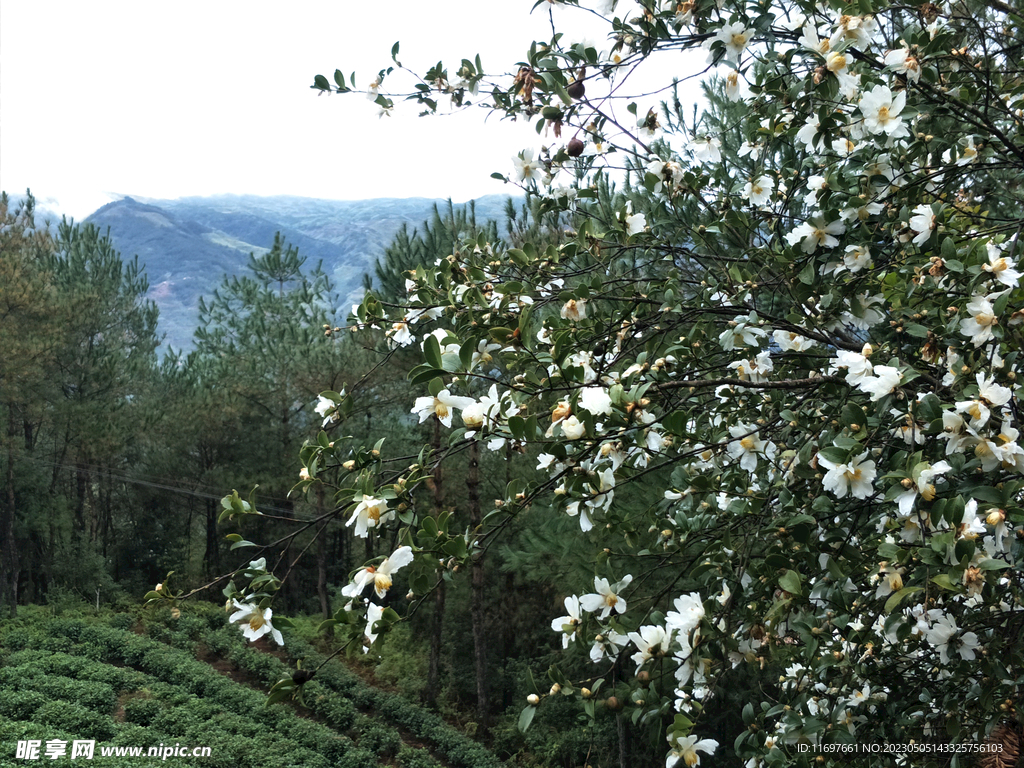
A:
5 0 1024 764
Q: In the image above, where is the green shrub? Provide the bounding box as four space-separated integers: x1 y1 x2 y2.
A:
111 722 155 747
108 612 135 631
335 746 378 768
375 623 429 699
2 628 36 651
122 697 161 726
45 618 87 642
398 745 444 768
35 700 115 740
0 689 49 720
356 719 402 759
284 718 354 762
32 675 117 713
38 634 75 654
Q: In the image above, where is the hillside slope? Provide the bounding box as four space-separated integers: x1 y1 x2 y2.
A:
84 194 516 351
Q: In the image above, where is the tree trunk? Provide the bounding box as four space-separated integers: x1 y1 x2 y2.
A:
2 408 20 617
316 485 331 621
617 712 629 768
425 416 445 707
204 498 220 577
467 440 488 726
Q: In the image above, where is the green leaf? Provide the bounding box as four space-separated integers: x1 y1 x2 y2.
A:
978 559 1010 571
779 569 802 596
423 334 443 369
884 586 923 613
930 573 958 591
518 705 537 732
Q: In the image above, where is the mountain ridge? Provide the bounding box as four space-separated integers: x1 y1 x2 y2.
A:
82 193 518 351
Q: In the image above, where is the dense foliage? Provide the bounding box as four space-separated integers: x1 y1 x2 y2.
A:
297 0 1024 765
0 604 487 767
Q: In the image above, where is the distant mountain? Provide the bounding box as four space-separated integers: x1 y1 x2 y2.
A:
84 193 517 351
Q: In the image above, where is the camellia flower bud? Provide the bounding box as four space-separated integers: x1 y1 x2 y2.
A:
552 401 572 422
550 683 561 695
527 694 540 705
987 508 1006 525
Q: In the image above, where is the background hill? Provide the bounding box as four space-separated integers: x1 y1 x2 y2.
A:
82 194 515 350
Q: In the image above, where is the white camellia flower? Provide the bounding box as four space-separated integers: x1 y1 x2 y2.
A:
666 734 719 768
883 46 921 82
825 50 851 74
461 385 512 432
666 592 705 636
943 135 979 166
895 460 951 516
773 330 816 351
363 602 384 651
689 136 722 163
982 243 1021 288
346 495 394 538
551 595 583 648
829 13 877 49
561 415 586 440
723 69 747 101
560 298 587 321
923 612 979 664
960 294 998 347
715 21 752 62
719 317 767 350
513 148 540 181
742 175 774 206
342 546 415 599
579 574 633 619
315 395 339 427
859 365 902 400
799 21 830 54
579 387 613 416
831 350 873 385
908 204 937 246
388 322 414 348
228 600 284 646
818 451 876 499
589 629 629 664
785 217 846 253
727 423 776 472
470 339 502 370
728 351 773 382
626 211 647 235
628 624 672 671
874 562 905 598
796 116 825 152
411 389 477 428
955 373 1011 429
858 85 908 136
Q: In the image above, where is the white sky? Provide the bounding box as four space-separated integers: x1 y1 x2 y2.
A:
1 1 705 220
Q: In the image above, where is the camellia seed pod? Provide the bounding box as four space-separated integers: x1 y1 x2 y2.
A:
605 696 622 710
567 137 585 157
292 669 316 685
567 67 586 100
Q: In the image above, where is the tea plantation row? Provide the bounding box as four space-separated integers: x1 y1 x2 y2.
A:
0 608 502 768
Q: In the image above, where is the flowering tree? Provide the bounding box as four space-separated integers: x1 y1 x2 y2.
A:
189 0 1024 764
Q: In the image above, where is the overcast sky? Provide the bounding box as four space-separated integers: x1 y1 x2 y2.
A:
1 1 704 220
